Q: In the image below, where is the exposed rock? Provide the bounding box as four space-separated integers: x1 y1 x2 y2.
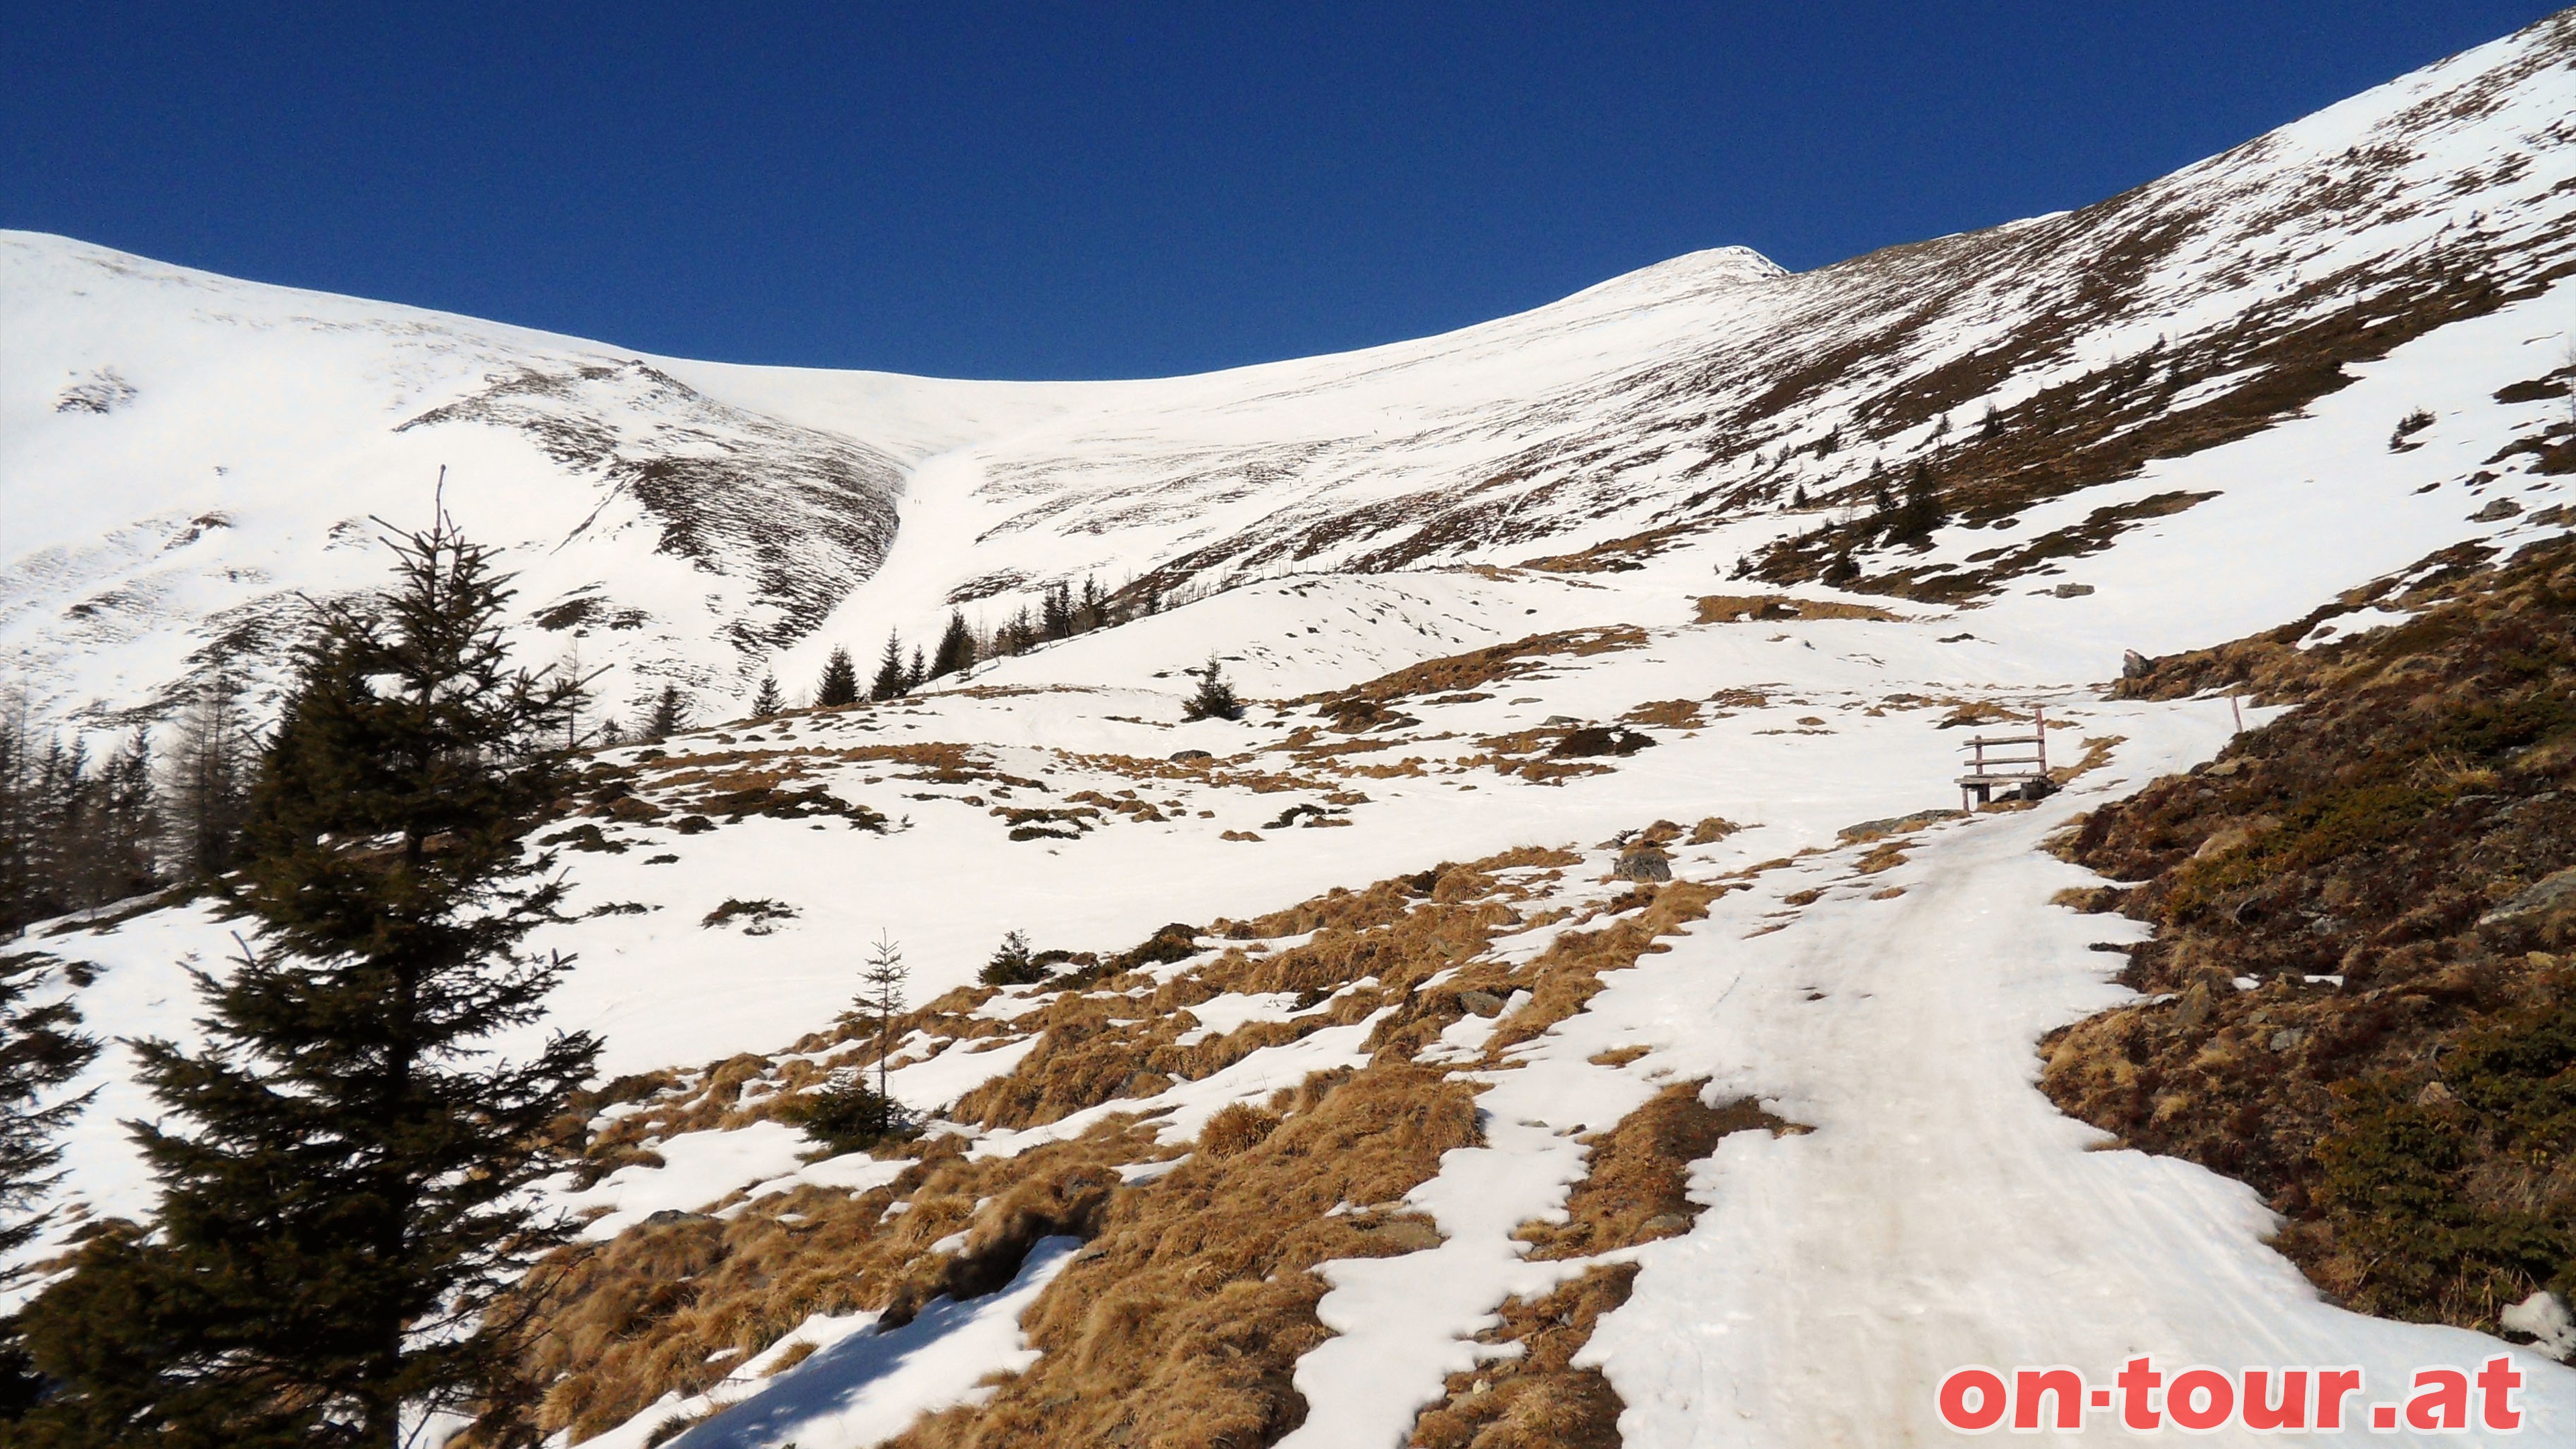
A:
2480 865 2576 928
1615 847 1673 881
2123 648 2154 680
1168 749 1213 763
2415 1080 2458 1108
1838 808 1965 843
2052 582 2096 598
2472 497 2524 521
1457 989 1509 1018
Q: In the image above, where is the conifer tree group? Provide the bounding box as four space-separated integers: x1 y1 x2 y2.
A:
0 708 165 941
811 573 1150 710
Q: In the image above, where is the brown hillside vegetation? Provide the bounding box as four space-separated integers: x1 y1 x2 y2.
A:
1754 216 2576 602
508 839 1754 1446
1296 627 1649 712
1692 594 1900 625
2043 530 2576 1342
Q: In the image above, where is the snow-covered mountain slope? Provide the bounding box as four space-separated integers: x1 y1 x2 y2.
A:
8 11 2576 727
11 11 2576 1448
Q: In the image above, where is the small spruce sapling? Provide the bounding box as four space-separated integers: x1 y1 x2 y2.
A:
858 931 908 1136
1182 653 1242 722
749 674 784 719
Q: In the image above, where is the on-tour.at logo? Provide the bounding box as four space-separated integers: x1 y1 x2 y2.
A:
1936 1355 2527 1434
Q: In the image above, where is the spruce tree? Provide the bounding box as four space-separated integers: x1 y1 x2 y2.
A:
869 631 908 701
643 683 688 743
13 513 600 1448
1891 462 1947 546
749 674 784 720
0 953 96 1258
0 952 98 1419
1042 582 1073 641
905 645 926 693
814 646 859 708
87 731 159 908
999 606 1034 656
929 612 975 680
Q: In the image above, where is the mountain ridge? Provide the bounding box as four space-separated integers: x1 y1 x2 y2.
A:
5 8 2573 728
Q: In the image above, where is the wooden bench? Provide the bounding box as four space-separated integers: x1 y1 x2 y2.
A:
1957 705 2052 809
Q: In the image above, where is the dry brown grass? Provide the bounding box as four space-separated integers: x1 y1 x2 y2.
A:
1298 627 1650 710
1619 698 1707 730
1406 1269 1636 1449
1481 881 1727 1057
889 1066 1484 1449
952 851 1575 1130
1408 1086 1808 1449
1515 525 1695 574
1693 594 1901 624
525 1122 1163 1441
518 840 1752 1448
1524 1085 1803 1260
2050 735 2127 785
1685 816 1742 845
1457 727 1621 786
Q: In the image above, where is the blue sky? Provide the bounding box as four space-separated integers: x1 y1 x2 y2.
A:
5 3 2561 378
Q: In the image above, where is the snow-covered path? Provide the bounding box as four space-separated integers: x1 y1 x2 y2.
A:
1566 744 2576 1445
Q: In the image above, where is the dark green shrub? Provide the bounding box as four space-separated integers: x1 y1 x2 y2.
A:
981 930 1048 986
2314 988 2576 1320
780 1078 917 1155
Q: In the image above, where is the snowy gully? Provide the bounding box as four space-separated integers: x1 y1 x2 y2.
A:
1936 1356 2528 1434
